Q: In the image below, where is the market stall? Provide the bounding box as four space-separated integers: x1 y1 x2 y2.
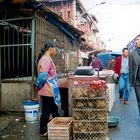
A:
58 68 116 117
48 75 108 140
48 69 112 139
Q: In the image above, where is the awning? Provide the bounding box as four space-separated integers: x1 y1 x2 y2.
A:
46 14 77 43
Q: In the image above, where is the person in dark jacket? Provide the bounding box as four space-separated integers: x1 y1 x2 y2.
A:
114 48 130 104
129 35 140 115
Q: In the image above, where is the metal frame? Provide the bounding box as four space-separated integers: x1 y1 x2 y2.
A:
0 16 34 82
0 16 35 105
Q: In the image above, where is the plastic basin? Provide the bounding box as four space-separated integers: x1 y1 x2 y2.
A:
108 116 120 128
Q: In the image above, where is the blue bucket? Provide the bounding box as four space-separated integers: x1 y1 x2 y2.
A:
23 101 39 106
23 101 39 124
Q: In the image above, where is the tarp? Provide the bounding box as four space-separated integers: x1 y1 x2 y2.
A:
97 53 112 69
46 14 77 43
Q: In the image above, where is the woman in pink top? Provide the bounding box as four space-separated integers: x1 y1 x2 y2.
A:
36 40 60 136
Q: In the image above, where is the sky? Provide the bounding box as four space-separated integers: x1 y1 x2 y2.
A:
81 0 140 51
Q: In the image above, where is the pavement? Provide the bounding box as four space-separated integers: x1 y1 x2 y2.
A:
0 86 140 140
0 116 46 140
0 120 9 132
109 87 140 140
0 114 22 132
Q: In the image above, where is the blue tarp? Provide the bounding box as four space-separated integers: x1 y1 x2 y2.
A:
97 53 112 69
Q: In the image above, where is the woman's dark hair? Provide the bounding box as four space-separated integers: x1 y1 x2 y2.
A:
35 40 56 77
37 40 55 64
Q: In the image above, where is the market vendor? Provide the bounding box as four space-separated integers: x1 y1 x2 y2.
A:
34 40 61 136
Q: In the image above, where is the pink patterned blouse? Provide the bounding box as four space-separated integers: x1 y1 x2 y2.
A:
37 55 56 97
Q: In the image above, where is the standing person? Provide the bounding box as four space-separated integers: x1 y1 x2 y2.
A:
129 35 140 115
114 48 130 104
90 53 103 71
34 40 61 136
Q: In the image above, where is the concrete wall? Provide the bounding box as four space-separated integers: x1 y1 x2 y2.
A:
1 83 31 112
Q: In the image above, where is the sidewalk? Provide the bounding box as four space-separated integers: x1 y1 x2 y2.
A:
109 87 140 140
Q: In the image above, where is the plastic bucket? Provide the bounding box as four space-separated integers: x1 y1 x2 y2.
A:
23 101 39 124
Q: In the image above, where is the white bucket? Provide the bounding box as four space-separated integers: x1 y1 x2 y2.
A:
23 101 39 124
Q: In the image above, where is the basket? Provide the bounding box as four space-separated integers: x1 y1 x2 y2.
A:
108 116 120 128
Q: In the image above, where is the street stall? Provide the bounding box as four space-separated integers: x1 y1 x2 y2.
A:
58 68 116 115
49 76 109 140
47 65 112 139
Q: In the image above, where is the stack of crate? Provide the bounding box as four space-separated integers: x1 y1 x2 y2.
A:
72 83 108 140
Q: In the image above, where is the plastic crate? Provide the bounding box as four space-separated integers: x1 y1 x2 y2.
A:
73 110 90 120
72 98 107 110
73 121 90 132
72 86 106 99
90 110 107 120
90 121 108 133
73 109 107 121
73 132 108 140
73 120 108 133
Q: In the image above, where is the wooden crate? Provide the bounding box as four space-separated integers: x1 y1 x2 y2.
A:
48 117 72 140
